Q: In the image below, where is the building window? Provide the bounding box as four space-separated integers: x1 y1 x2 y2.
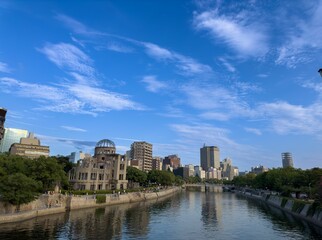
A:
91 173 97 180
80 185 85 190
99 174 104 180
90 185 95 190
119 174 123 180
98 184 102 190
120 164 125 170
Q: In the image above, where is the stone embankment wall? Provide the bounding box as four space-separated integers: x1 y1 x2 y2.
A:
0 187 180 224
237 190 322 228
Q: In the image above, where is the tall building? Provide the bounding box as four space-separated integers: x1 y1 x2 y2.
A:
69 139 128 190
207 167 222 180
163 154 181 169
0 108 7 142
130 141 152 172
152 156 163 170
250 165 268 175
9 132 50 159
220 158 237 180
282 152 294 168
69 151 90 163
200 145 220 171
183 164 195 179
0 128 28 153
194 166 206 179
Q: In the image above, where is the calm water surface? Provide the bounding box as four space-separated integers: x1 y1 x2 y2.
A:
0 190 321 239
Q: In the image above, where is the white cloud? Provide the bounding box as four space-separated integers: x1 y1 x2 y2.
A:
141 75 167 93
39 43 95 79
275 1 322 67
64 83 144 111
244 127 262 136
61 125 87 132
181 83 255 120
257 74 268 78
143 42 173 60
0 61 11 73
0 77 66 101
0 77 144 115
194 10 269 57
54 14 212 77
218 57 236 72
55 13 103 36
106 42 133 53
142 42 212 76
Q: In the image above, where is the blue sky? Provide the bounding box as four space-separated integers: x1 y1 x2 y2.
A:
1 0 322 171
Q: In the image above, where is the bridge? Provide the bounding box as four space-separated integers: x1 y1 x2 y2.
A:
184 184 223 192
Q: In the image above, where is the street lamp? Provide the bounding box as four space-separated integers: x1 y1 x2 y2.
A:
318 69 322 77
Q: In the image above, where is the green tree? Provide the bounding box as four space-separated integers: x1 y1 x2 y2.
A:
126 166 147 185
148 170 175 186
29 156 68 191
0 173 42 211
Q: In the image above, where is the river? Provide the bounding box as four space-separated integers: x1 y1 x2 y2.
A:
0 189 321 239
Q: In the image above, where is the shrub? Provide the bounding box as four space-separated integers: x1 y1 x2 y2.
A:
292 200 306 213
96 195 106 204
281 197 288 208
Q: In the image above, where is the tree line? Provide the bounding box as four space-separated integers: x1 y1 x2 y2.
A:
126 166 184 186
0 154 70 207
232 167 322 199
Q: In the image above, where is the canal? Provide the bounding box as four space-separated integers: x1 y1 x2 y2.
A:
0 190 321 239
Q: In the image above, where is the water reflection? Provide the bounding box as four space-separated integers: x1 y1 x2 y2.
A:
0 192 321 239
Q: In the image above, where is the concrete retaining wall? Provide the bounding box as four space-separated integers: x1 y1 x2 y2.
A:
0 187 180 224
236 190 322 228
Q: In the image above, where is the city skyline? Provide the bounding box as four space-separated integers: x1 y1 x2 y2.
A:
1 1 322 170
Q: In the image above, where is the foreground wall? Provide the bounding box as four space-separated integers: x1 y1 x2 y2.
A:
0 187 180 224
237 190 322 228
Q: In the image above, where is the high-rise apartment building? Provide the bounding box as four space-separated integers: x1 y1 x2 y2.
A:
152 156 163 170
130 141 152 172
282 152 294 168
163 154 181 169
0 128 28 153
200 145 220 171
0 108 7 142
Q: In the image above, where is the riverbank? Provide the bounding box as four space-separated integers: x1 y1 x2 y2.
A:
236 189 322 228
0 187 181 224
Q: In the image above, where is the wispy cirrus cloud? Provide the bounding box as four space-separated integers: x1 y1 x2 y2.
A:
218 57 235 72
244 127 262 136
193 10 269 58
39 42 97 84
61 125 87 132
0 77 144 115
105 42 134 53
182 83 255 121
141 42 213 76
64 83 144 111
141 75 167 93
0 61 11 73
257 101 322 135
55 13 103 36
275 1 322 67
56 14 212 77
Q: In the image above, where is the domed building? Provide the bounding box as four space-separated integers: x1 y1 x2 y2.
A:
68 139 128 190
